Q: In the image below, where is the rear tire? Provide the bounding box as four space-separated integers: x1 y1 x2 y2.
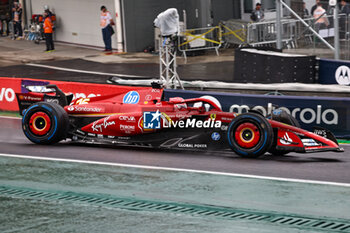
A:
22 102 69 144
227 112 273 158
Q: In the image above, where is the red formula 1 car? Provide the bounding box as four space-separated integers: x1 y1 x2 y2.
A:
16 84 343 158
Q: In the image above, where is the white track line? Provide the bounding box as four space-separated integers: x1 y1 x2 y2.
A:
0 116 21 119
0 152 350 188
26 63 145 78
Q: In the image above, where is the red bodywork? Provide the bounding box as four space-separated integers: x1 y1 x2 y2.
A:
66 88 236 136
16 85 343 155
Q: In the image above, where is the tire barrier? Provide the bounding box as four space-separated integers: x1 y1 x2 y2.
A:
233 48 316 83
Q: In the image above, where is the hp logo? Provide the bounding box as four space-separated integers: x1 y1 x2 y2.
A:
123 91 140 104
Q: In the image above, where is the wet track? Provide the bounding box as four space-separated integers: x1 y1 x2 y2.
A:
0 59 234 83
1 117 349 184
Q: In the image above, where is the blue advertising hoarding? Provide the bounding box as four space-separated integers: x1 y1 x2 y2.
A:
319 59 350 85
164 89 350 138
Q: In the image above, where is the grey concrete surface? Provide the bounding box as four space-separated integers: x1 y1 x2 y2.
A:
0 37 234 67
1 155 350 233
2 196 293 233
0 36 237 83
0 58 237 83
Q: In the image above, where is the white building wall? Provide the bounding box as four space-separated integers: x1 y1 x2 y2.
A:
27 0 119 49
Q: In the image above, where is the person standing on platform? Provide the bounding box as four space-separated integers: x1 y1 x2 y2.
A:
310 0 320 16
251 3 264 42
340 0 350 39
43 11 54 52
100 6 115 52
313 2 329 31
251 3 264 22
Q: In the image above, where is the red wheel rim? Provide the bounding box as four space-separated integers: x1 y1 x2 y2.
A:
29 112 51 136
234 122 260 148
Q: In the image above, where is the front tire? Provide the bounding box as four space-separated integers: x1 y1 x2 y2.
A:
227 112 273 158
22 102 69 144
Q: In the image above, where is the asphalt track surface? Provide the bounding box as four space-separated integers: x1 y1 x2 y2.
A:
1 117 349 184
0 59 234 83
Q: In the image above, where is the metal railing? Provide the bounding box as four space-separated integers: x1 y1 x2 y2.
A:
178 26 222 59
220 20 248 46
247 18 298 48
241 14 350 59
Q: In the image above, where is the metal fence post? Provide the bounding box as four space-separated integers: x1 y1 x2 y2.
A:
276 0 282 49
334 5 340 60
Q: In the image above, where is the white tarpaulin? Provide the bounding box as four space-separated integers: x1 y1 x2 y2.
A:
154 8 179 36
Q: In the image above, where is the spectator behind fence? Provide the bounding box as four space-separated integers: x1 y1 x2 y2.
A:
100 6 115 52
250 3 264 22
340 0 350 14
250 3 264 42
310 0 320 16
313 2 329 31
340 0 350 39
12 2 22 39
303 2 309 18
43 11 54 52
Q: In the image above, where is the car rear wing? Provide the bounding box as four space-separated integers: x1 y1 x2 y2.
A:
16 84 73 115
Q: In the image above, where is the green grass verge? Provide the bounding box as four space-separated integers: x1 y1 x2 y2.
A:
338 140 350 144
0 111 21 118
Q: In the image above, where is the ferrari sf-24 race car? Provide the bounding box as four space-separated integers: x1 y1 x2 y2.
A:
16 84 343 158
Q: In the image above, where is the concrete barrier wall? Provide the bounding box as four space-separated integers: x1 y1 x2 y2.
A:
164 89 350 138
234 48 316 83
